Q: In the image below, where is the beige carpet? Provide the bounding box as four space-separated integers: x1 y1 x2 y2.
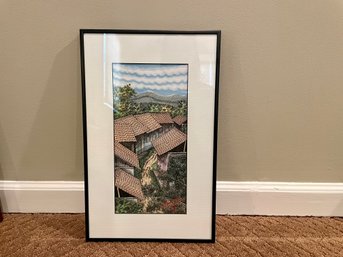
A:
0 214 342 257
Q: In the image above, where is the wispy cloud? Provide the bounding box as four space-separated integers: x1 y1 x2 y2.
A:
113 64 188 92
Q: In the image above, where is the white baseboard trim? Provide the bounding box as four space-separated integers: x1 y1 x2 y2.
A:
0 181 84 213
0 180 342 216
217 181 343 216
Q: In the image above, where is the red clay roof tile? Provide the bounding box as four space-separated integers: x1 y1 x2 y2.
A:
114 142 140 169
115 168 144 200
114 122 136 142
152 128 187 156
173 115 187 126
115 115 148 136
151 113 174 124
135 113 161 133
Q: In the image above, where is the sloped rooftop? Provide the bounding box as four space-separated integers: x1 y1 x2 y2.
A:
135 113 161 133
114 122 136 142
114 141 140 169
173 115 187 126
115 115 148 136
151 112 174 124
115 168 144 200
152 128 187 156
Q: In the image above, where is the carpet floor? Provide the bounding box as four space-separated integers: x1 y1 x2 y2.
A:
0 214 342 257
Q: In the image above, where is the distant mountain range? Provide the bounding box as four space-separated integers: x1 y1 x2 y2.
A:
132 92 187 106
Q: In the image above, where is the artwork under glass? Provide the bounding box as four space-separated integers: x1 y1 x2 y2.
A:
113 63 188 214
80 29 220 241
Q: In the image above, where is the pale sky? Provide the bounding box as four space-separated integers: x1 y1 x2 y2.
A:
112 63 188 96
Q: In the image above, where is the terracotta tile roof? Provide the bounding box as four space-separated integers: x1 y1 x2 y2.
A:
115 115 148 136
114 122 136 142
115 168 144 200
135 113 161 133
114 142 140 169
173 115 187 126
151 113 174 124
152 128 187 156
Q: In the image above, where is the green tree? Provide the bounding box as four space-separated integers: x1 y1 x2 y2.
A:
163 155 187 199
113 84 137 118
147 103 174 114
160 105 173 113
148 104 161 113
115 198 143 214
171 100 187 117
132 102 143 115
167 156 187 198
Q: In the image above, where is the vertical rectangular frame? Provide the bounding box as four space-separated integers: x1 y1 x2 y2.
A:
80 29 221 242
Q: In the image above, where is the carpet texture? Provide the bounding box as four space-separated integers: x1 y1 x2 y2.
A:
0 214 342 257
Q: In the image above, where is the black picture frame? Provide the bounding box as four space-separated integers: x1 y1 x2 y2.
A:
80 29 221 242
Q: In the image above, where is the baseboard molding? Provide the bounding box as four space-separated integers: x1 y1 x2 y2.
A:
0 180 342 216
217 181 343 216
0 181 84 213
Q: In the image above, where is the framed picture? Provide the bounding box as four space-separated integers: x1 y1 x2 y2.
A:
80 29 221 242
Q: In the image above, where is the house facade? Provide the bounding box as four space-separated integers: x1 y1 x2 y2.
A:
113 112 187 201
173 115 187 133
152 127 187 172
135 113 161 153
115 113 175 154
114 141 140 175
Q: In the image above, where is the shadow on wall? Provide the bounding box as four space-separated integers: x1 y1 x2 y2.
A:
18 37 84 181
0 124 18 211
217 33 259 181
0 125 17 180
0 124 15 210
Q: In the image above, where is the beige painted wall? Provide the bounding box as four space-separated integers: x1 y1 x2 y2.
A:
1 0 343 182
